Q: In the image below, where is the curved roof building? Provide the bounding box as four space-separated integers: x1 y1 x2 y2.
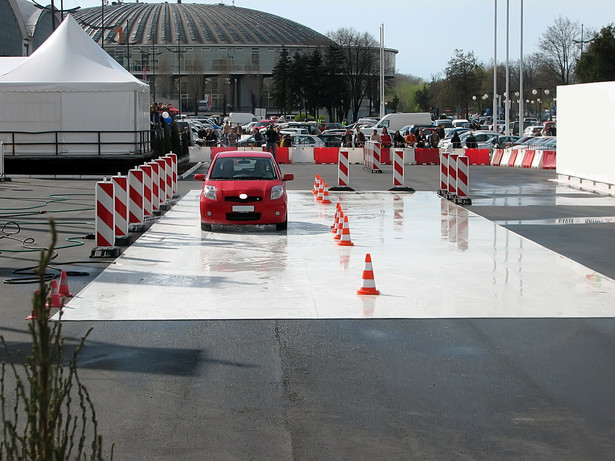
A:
69 2 342 114
0 0 60 56
2 0 397 116
73 2 333 48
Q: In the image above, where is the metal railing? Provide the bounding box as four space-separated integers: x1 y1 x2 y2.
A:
0 130 153 157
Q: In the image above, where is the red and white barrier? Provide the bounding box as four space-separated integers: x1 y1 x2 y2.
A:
127 168 144 226
140 163 153 217
155 158 168 203
392 149 404 187
455 156 471 205
111 174 129 239
447 154 458 198
148 161 160 212
338 149 350 187
439 153 449 195
363 141 382 173
163 154 175 198
95 181 114 248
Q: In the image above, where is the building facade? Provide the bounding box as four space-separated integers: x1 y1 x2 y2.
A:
2 0 397 117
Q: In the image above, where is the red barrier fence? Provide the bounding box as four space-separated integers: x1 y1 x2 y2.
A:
542 150 556 169
415 148 440 165
314 147 338 164
464 148 491 165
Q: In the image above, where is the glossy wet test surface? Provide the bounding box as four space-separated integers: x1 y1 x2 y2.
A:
57 190 615 321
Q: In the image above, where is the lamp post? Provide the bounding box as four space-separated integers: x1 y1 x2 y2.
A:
167 38 187 115
532 88 549 121
140 44 162 103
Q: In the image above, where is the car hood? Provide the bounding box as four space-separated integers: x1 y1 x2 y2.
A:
206 179 281 196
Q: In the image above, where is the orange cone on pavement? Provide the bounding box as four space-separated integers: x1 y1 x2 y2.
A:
312 174 321 195
321 182 332 204
337 215 354 246
46 279 64 308
59 270 73 297
334 210 344 239
316 179 324 201
331 202 341 231
357 253 380 295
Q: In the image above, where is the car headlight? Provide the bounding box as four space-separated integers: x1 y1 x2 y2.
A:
270 185 284 200
204 185 217 200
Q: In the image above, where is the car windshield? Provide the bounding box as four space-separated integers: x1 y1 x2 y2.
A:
210 157 277 180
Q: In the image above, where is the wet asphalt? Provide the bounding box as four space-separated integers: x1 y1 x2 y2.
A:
1 160 615 460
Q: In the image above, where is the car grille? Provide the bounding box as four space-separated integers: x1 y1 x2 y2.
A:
226 212 261 221
225 196 262 203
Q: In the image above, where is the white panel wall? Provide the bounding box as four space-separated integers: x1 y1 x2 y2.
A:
557 82 615 185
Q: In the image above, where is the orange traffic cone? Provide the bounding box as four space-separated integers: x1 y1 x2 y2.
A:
312 174 321 195
334 210 344 239
337 215 354 246
59 270 73 297
357 253 380 295
316 179 324 201
321 183 332 204
46 279 64 308
331 202 341 232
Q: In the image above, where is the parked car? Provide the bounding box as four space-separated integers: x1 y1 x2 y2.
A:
439 130 500 150
318 122 344 132
523 125 543 136
318 133 343 147
193 151 294 231
277 122 321 135
287 134 326 147
236 134 264 147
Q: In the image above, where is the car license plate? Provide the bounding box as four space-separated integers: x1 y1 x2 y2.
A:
232 205 254 212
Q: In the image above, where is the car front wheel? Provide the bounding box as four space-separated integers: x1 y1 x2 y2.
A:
275 220 287 231
201 223 212 231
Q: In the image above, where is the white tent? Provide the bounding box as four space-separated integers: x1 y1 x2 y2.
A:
0 15 150 155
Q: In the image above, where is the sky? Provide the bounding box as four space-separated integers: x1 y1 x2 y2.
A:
65 0 615 80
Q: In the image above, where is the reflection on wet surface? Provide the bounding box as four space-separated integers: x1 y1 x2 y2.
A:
56 191 615 321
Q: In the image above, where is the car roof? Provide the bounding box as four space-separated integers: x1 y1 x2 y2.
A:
215 151 274 159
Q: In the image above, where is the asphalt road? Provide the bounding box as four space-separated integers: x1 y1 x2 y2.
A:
1 161 615 460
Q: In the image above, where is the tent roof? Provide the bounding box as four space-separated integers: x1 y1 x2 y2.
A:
0 15 148 92
0 57 28 76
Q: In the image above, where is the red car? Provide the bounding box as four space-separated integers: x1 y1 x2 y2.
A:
194 151 294 231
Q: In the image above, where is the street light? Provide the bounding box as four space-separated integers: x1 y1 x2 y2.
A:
532 88 550 120
167 38 187 115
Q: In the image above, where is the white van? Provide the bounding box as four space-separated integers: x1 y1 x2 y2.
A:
452 119 471 128
225 112 257 126
361 112 432 137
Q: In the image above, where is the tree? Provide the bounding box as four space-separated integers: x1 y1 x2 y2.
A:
537 16 580 84
322 44 349 122
444 49 483 119
287 51 308 114
271 47 291 114
327 28 379 122
304 50 325 119
575 24 615 83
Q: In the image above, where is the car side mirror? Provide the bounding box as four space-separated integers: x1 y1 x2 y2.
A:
283 174 294 181
194 173 205 181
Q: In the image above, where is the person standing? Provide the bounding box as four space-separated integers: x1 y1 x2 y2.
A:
380 127 392 148
393 130 405 147
253 128 264 147
264 124 277 159
465 131 478 149
371 129 381 143
342 128 353 147
429 130 440 148
451 131 462 149
354 127 366 147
